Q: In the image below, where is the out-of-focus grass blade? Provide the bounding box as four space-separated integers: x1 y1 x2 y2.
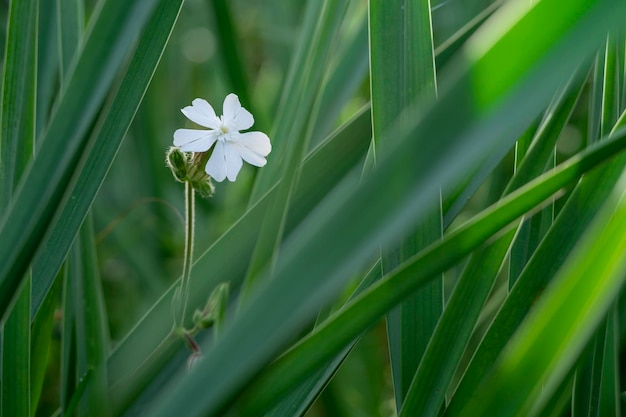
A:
571 34 621 417
598 306 620 416
70 214 111 417
458 170 626 417
36 0 58 138
248 0 328 201
311 12 368 146
0 0 37 415
240 0 350 295
147 2 626 416
31 0 184 317
264 261 382 417
61 266 76 414
369 0 440 407
2 278 32 417
0 0 160 319
107 108 372 415
209 0 252 111
235 125 626 416
57 0 84 81
399 71 584 417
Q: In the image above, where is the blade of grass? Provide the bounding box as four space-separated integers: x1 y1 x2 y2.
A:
369 0 440 407
36 0 58 138
234 124 626 416
31 0 184 318
240 0 350 297
0 0 160 319
571 33 621 417
310 12 369 147
70 214 111 417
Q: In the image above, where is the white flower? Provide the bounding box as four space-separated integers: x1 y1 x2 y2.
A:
173 94 271 182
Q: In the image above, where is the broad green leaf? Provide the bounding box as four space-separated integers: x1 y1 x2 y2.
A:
0 0 160 319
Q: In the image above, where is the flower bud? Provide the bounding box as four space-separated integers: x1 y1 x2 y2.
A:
166 147 188 182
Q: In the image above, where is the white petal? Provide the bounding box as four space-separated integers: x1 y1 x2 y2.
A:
231 141 267 167
205 141 228 182
222 93 254 131
181 98 221 129
223 143 243 181
173 129 218 152
236 131 271 156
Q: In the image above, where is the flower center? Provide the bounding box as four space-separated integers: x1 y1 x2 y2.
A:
219 125 229 134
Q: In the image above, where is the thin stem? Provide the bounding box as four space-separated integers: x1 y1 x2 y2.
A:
176 181 195 327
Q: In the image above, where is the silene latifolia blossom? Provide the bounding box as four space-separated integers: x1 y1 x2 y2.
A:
172 93 271 183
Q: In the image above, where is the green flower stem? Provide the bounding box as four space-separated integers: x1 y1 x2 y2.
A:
175 181 195 328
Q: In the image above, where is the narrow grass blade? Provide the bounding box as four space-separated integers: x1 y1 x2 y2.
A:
399 70 584 417
0 0 160 318
31 0 184 317
57 0 84 81
209 0 252 110
30 275 60 415
311 12 369 146
147 2 626 415
446 117 626 416
70 214 111 417
369 0 440 407
36 0 58 138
